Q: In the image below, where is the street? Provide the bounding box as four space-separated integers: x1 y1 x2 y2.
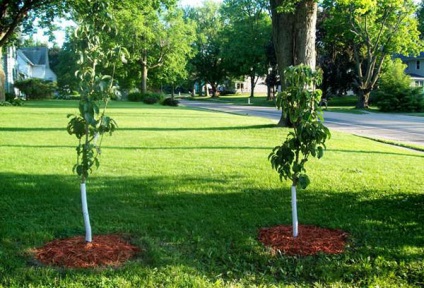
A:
180 99 424 148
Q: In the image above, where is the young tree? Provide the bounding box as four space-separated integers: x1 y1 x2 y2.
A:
323 0 421 108
269 65 330 237
66 3 126 243
270 0 318 126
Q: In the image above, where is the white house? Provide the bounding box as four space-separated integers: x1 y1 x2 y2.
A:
16 47 57 82
398 52 424 87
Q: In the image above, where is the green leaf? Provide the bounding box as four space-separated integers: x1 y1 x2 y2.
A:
298 174 310 189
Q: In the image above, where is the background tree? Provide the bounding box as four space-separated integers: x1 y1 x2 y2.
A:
323 0 421 108
316 6 355 98
270 0 318 126
110 3 194 94
186 1 226 97
220 0 272 98
417 0 424 39
0 0 66 100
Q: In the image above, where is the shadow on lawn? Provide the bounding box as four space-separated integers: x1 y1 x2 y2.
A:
0 172 422 285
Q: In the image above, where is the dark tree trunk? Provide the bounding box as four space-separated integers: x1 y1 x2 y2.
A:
271 0 318 126
356 90 370 109
250 74 256 98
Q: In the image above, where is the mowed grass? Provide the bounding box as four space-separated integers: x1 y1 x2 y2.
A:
0 100 423 287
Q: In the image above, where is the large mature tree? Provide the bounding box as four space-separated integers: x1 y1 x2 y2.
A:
270 0 318 125
187 0 226 97
323 0 421 108
111 3 194 94
221 0 272 98
317 6 355 98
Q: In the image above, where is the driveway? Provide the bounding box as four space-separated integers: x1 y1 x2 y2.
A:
179 99 424 148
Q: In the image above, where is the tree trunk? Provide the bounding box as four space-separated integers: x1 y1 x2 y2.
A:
271 0 317 126
0 47 5 101
171 83 175 100
141 52 148 94
80 181 92 242
291 185 298 237
250 74 255 98
356 90 370 109
205 84 210 97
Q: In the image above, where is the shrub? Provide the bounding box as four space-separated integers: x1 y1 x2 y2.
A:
127 92 143 102
5 92 15 102
161 97 179 106
14 78 56 100
127 92 165 104
142 92 164 104
373 88 424 112
373 59 424 112
0 101 12 106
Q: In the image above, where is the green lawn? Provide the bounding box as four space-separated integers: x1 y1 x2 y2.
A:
0 100 423 287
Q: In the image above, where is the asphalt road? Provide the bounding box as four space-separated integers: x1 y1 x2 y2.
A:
180 99 424 148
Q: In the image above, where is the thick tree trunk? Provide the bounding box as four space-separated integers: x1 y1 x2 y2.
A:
356 90 370 109
271 0 317 126
250 74 255 98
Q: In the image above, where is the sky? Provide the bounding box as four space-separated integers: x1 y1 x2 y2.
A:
179 0 222 7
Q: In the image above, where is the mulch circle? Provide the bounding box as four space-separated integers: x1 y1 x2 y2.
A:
34 234 140 268
258 225 348 256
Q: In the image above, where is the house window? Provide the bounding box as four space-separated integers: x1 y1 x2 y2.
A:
417 60 420 70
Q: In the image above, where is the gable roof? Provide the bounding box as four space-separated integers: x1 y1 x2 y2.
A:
18 47 49 66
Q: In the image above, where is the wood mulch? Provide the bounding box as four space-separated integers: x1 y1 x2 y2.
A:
34 234 140 268
258 225 348 256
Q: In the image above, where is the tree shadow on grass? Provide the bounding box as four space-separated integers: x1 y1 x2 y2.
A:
0 172 422 286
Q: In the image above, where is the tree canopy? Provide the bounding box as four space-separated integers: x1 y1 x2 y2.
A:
322 0 422 108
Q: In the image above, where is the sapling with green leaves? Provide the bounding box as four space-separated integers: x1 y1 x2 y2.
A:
66 19 128 243
269 65 330 237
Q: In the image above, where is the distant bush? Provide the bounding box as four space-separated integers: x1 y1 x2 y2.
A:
14 79 56 100
127 92 164 104
0 101 12 106
142 92 164 104
161 97 179 106
5 92 15 101
127 92 143 102
373 59 424 112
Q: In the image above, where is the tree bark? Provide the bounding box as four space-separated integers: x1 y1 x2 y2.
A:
270 0 318 126
0 47 5 101
250 74 255 98
141 51 148 94
356 90 370 109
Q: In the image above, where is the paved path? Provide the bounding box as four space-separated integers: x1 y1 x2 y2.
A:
180 99 424 147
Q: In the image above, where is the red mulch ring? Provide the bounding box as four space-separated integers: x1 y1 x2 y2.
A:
258 225 348 256
34 234 140 268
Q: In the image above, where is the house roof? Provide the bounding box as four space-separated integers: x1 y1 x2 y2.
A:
18 47 48 66
396 52 424 61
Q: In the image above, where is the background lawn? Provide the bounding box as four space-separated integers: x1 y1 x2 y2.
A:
0 100 423 287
